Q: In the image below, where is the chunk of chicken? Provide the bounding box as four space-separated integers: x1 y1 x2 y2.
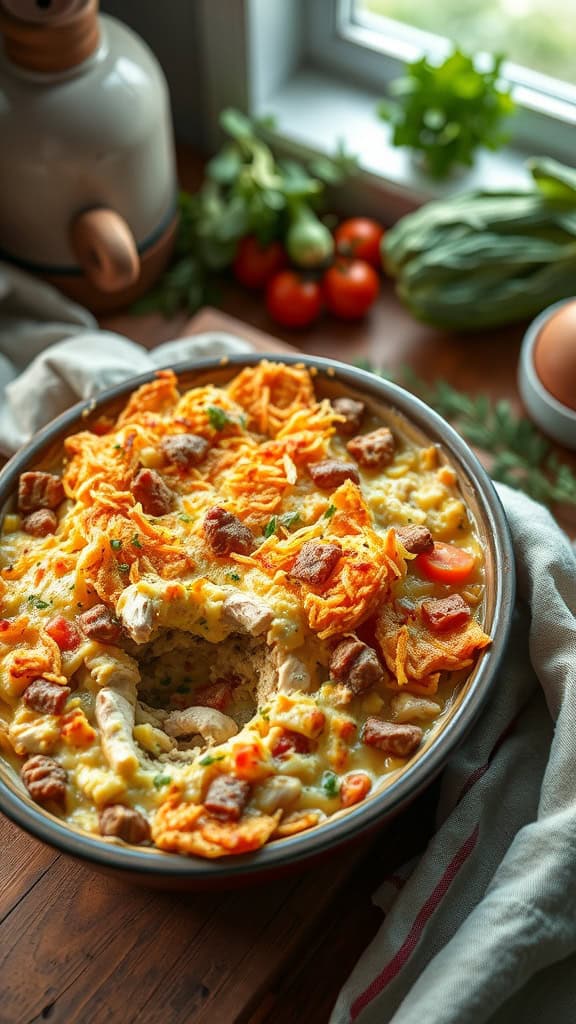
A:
390 693 441 723
116 588 156 644
222 592 273 637
277 650 312 693
85 647 140 690
163 706 238 745
253 774 302 814
95 679 139 777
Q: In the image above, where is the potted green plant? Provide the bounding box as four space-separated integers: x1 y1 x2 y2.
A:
378 49 516 179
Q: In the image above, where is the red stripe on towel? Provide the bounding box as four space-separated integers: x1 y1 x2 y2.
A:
350 824 479 1020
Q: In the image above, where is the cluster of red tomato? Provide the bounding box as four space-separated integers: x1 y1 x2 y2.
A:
232 218 385 328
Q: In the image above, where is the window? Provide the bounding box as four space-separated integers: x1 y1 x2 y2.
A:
200 0 576 213
307 0 576 159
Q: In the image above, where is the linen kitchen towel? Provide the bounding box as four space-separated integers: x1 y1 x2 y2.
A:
331 484 576 1024
0 261 251 456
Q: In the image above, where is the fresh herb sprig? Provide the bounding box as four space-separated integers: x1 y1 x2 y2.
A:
378 49 515 179
133 109 356 316
358 361 576 507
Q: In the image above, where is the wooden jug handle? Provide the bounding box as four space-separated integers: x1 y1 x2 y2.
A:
69 208 140 293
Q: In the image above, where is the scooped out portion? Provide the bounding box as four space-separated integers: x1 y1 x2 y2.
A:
0 361 491 859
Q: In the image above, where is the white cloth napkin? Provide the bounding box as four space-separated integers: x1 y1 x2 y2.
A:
331 483 576 1024
0 262 252 456
2 263 575 1024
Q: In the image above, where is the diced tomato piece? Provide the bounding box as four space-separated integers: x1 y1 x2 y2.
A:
271 729 311 758
194 681 233 711
45 615 81 651
0 619 10 633
416 542 476 585
233 741 270 781
340 772 372 808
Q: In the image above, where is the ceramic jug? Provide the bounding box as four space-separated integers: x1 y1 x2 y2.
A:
0 0 178 311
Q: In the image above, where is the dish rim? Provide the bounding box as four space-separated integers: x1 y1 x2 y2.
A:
0 352 515 879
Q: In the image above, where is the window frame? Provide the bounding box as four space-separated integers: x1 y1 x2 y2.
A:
306 0 576 160
198 0 575 217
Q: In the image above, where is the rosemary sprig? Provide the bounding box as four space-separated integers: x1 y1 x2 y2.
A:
357 361 576 507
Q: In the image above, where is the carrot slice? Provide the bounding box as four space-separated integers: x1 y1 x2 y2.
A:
416 542 475 585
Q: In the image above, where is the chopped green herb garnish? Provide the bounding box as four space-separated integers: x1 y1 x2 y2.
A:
324 504 336 519
258 706 270 721
321 771 340 797
27 594 50 610
179 513 192 523
113 444 122 451
207 405 231 431
264 516 278 538
199 754 225 766
153 774 172 789
110 539 122 551
159 676 172 687
131 534 142 548
118 563 130 573
227 571 241 582
280 511 300 529
176 684 191 694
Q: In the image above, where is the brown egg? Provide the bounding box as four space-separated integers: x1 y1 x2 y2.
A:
533 300 576 411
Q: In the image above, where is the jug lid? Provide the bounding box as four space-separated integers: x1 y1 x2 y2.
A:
0 0 99 72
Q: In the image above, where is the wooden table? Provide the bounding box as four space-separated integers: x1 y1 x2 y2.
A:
2 292 574 1024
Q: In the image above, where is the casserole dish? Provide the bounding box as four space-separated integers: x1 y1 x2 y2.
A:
0 355 514 885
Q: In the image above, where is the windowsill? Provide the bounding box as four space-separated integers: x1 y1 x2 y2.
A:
254 67 535 220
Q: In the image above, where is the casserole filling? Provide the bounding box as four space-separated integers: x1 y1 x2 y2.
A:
0 361 491 858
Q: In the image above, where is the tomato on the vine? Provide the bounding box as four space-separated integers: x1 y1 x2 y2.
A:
266 270 323 328
232 236 287 290
322 259 379 320
334 218 385 269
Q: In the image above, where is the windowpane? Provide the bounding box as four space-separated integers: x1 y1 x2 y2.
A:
355 0 576 88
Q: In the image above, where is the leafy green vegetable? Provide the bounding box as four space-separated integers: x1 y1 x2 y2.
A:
360 362 576 507
110 539 122 551
321 771 340 797
207 405 231 431
264 516 278 538
379 49 515 179
153 774 172 789
199 754 226 767
384 157 576 329
324 504 336 519
131 534 142 548
279 511 300 529
27 594 50 610
133 110 357 316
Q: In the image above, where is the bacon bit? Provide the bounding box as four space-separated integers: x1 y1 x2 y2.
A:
340 772 371 808
61 709 96 747
422 594 471 632
271 729 311 758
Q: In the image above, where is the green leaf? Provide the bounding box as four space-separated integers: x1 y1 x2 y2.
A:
207 405 231 431
324 504 336 519
153 774 172 789
199 754 225 767
220 108 254 141
321 771 340 797
264 516 278 538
